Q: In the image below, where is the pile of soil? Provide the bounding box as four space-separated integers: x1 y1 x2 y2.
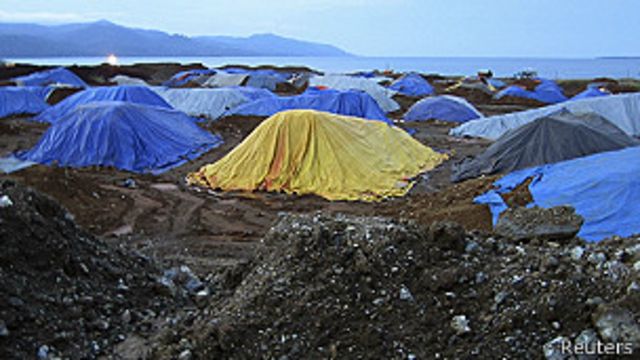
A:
0 180 184 359
152 213 640 359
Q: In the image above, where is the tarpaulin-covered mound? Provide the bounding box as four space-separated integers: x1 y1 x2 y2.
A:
19 101 222 173
309 75 401 113
152 87 274 120
152 213 640 359
0 180 181 359
226 88 390 122
571 86 611 101
203 71 248 88
163 69 216 87
452 110 639 182
495 79 567 104
388 72 434 97
188 110 446 201
476 145 640 241
0 87 50 118
450 92 640 139
36 85 172 123
404 95 482 123
12 67 87 88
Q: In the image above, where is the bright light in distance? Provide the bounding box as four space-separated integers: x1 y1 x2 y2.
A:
106 54 118 66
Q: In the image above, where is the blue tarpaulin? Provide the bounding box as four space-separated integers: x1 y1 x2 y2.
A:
163 69 216 87
19 101 223 174
571 87 611 101
388 73 434 97
404 95 482 123
226 88 390 123
495 78 567 104
12 67 87 88
487 78 506 89
36 86 173 123
21 86 55 102
228 86 275 101
0 87 50 118
475 146 640 242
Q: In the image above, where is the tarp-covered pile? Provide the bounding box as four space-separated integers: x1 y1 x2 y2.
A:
203 71 248 88
220 68 291 91
37 86 172 123
152 87 274 120
0 87 50 118
226 88 390 122
404 95 482 123
309 75 400 113
19 101 222 173
475 145 640 242
450 93 640 139
452 110 639 182
12 67 87 88
495 78 567 104
187 110 447 201
163 69 216 87
110 75 149 86
388 73 434 97
571 85 610 101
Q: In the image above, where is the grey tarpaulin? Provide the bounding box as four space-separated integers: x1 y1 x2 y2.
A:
451 110 640 182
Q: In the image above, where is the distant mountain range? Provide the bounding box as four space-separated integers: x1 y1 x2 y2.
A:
0 20 350 57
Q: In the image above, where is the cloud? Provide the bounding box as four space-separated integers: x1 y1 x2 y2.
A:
0 10 119 23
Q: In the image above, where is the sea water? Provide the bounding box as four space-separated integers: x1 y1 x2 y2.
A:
5 56 640 79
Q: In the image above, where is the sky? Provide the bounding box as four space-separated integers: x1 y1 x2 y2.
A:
0 0 638 57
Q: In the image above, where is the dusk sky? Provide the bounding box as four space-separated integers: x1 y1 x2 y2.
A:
0 0 637 57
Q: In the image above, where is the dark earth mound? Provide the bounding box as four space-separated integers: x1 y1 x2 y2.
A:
0 180 185 359
151 213 640 359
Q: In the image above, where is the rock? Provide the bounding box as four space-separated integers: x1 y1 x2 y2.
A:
587 253 606 267
627 281 640 294
399 285 414 301
428 221 466 252
0 194 13 208
37 345 50 359
178 349 193 360
494 291 508 306
592 305 640 345
475 272 487 284
120 178 137 189
570 246 585 261
465 241 480 253
0 320 8 337
574 329 599 360
121 310 132 324
543 336 571 360
495 206 583 242
451 315 471 335
604 260 629 281
159 266 204 296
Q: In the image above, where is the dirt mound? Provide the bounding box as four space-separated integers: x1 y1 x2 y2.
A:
0 180 183 359
152 213 640 359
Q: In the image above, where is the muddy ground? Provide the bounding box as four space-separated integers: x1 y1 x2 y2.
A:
0 112 495 275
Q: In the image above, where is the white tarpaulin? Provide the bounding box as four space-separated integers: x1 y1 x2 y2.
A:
203 72 248 88
152 87 255 120
309 75 400 113
450 93 640 140
110 75 149 86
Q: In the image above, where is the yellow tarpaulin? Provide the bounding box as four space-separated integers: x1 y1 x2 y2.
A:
187 110 448 201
